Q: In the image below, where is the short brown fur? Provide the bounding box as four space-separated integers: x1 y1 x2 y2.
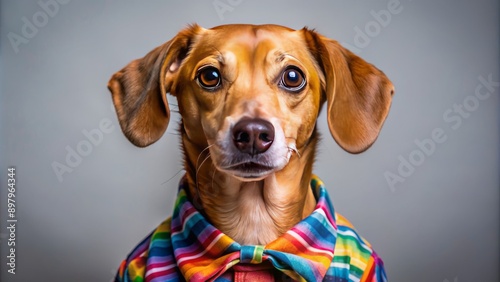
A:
108 24 394 245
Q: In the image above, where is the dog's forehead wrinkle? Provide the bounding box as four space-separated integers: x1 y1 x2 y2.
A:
214 53 225 64
274 51 286 63
190 45 223 63
221 51 236 68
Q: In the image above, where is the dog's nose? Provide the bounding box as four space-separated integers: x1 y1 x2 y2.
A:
232 118 275 155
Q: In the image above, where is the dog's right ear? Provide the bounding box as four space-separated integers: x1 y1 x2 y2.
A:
302 28 394 154
108 25 201 147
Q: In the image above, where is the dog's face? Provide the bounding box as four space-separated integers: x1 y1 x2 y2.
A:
173 25 323 180
108 24 394 181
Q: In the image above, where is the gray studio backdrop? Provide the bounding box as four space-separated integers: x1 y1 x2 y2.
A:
1 0 498 281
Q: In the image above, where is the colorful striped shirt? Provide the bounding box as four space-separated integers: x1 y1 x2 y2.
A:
115 175 387 281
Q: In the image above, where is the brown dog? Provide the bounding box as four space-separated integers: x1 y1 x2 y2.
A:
110 24 393 281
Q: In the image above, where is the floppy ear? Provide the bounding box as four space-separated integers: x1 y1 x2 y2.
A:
304 29 394 153
107 25 200 147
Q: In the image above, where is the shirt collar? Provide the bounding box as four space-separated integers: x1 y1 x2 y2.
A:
170 175 338 281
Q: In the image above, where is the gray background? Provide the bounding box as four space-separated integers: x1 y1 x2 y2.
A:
1 0 498 281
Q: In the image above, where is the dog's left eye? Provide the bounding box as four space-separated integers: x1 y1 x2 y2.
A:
280 67 306 92
197 67 221 90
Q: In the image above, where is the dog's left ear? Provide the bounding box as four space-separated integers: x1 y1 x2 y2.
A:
303 29 394 153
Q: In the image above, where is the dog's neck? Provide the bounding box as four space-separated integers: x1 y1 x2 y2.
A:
180 129 318 245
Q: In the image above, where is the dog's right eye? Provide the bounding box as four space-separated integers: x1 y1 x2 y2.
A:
197 67 221 90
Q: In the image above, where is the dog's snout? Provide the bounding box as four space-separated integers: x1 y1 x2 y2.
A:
232 119 275 155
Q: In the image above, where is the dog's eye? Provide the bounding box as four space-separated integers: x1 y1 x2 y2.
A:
197 67 221 90
281 67 306 92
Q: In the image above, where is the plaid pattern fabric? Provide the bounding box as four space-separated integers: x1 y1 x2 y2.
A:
115 175 387 282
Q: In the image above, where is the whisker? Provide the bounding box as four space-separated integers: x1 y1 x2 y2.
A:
161 168 185 185
195 144 214 175
195 153 212 192
287 145 301 158
191 144 215 207
210 163 218 195
196 153 212 179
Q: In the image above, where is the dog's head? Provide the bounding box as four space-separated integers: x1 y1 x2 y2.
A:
108 24 394 181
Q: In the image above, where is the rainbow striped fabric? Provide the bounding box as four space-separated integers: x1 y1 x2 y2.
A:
115 175 387 282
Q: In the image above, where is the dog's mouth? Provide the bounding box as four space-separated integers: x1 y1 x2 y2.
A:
224 161 276 179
